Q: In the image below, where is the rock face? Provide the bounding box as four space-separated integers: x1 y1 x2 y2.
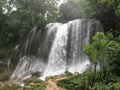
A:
11 19 103 79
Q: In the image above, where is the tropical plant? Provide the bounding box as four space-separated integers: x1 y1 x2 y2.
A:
84 32 110 86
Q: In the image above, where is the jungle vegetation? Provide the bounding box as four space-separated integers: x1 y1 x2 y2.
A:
0 0 120 90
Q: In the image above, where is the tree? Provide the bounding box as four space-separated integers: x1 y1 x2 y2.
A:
98 0 120 36
84 32 110 86
59 0 94 21
107 36 120 75
59 0 80 21
0 0 58 46
15 0 58 29
99 0 120 16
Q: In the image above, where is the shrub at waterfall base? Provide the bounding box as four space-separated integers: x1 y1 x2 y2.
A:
58 72 120 90
23 77 46 90
84 32 110 86
23 82 46 90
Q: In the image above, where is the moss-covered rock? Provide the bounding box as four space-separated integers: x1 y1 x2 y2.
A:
31 71 41 77
23 77 43 85
23 77 46 90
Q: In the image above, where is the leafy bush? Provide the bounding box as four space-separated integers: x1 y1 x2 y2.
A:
58 72 91 90
110 81 120 90
64 71 73 76
23 82 46 90
91 82 107 90
45 76 55 81
58 71 120 90
92 81 120 90
23 76 46 90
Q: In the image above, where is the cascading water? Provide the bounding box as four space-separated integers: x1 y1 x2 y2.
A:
11 19 103 79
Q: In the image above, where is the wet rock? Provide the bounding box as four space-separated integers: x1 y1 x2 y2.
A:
24 76 42 85
31 71 41 77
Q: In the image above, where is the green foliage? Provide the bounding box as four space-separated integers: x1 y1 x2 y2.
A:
64 71 73 76
83 32 120 87
92 81 120 90
84 32 109 63
59 0 94 21
0 0 58 47
83 32 120 89
58 72 92 90
58 75 84 90
99 0 120 16
23 76 46 90
84 32 110 85
58 72 120 90
32 82 46 90
97 0 120 36
45 76 57 81
107 36 120 75
116 4 120 15
15 0 58 27
23 82 46 90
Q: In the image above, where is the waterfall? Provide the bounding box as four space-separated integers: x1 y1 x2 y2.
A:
11 19 103 79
